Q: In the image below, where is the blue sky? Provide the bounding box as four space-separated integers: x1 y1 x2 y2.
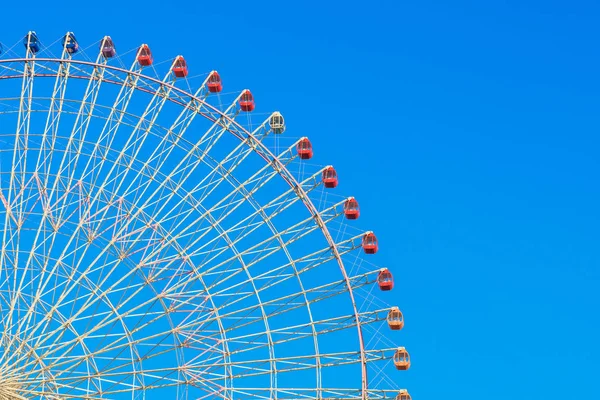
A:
2 0 599 398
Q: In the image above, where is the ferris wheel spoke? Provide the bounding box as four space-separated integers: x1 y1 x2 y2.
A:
134 115 281 231
208 163 324 247
12 70 169 352
0 61 26 77
113 143 303 277
128 71 216 170
121 129 243 232
176 142 305 244
111 89 254 228
50 70 183 280
2 97 278 332
163 269 375 352
176 132 329 393
4 220 144 358
36 162 338 376
32 330 189 394
7 62 147 353
81 93 271 258
8 42 78 350
183 347 395 382
48 365 181 392
16 219 167 356
75 62 144 192
12 220 272 396
240 305 388 345
4 191 121 352
168 198 345 301
23 62 121 324
83 71 176 203
45 51 109 210
22 269 151 361
28 219 270 394
7 271 123 364
150 186 349 290
19 237 202 362
225 387 400 399
108 230 366 331
0 40 37 359
27 138 258 328
34 38 73 187
181 306 389 360
97 91 177 201
202 270 375 331
102 78 225 230
26 317 158 378
212 197 348 270
40 339 159 394
36 323 183 385
8 309 103 394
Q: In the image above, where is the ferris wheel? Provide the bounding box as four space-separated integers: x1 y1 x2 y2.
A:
0 31 411 400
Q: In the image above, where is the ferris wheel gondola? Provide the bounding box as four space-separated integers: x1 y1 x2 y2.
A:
137 43 153 66
62 32 79 54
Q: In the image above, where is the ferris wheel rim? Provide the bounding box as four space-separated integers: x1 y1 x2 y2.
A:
0 56 371 397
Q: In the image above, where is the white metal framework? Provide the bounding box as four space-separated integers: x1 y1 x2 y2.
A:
0 32 409 399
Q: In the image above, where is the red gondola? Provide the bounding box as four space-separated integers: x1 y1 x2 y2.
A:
396 389 412 400
137 44 153 66
322 167 338 189
377 268 393 291
207 71 223 93
100 36 116 58
344 197 360 220
362 232 378 254
172 56 188 78
239 90 255 112
297 138 313 159
394 347 411 370
387 307 404 331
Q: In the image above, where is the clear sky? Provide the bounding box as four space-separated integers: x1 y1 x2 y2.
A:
1 0 599 398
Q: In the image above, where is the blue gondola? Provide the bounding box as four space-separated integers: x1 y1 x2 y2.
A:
62 32 79 54
0 43 3 56
23 31 41 54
